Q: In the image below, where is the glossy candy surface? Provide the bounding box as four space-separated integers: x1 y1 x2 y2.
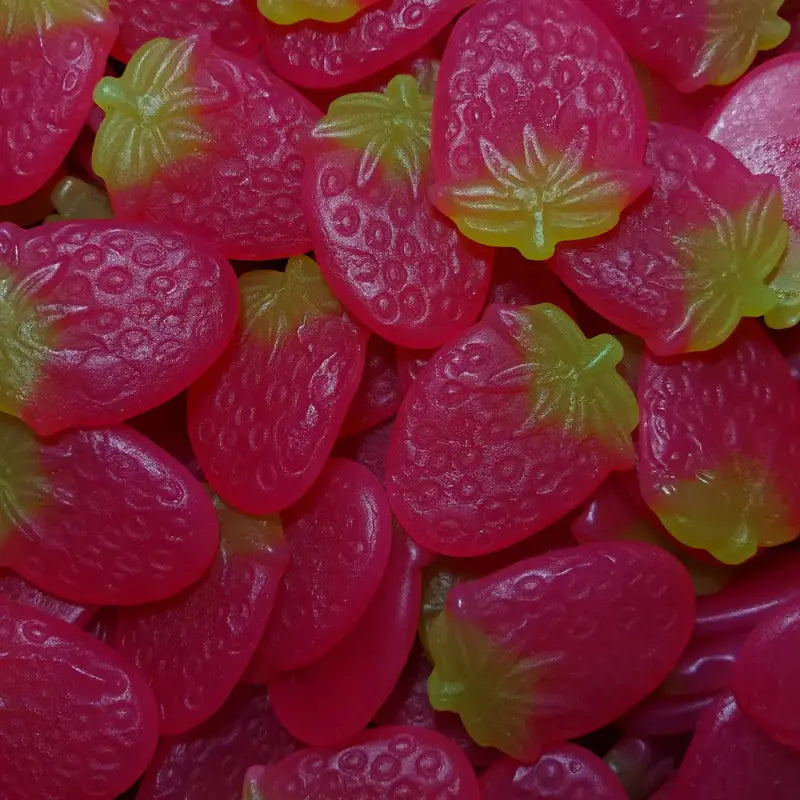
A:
258 0 380 25
0 569 95 626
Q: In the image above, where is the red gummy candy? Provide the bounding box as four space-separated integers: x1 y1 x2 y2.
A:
137 685 298 800
387 303 638 556
552 123 786 355
92 34 322 260
245 725 480 799
262 0 476 89
0 1 118 205
479 746 628 799
109 0 264 62
622 694 718 738
269 532 423 746
0 569 94 626
426 542 695 761
637 320 800 564
188 256 367 514
333 416 394 484
0 221 238 435
0 414 219 605
249 458 392 679
395 346 433 394
0 598 158 800
430 0 650 260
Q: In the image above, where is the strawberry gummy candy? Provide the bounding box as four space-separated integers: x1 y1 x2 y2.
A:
637 320 800 564
387 303 638 556
188 256 366 514
0 0 118 206
551 122 787 355
426 542 695 761
244 725 480 800
258 0 380 25
0 220 239 436
0 569 95 627
0 598 158 800
0 413 219 605
92 34 322 260
430 0 651 260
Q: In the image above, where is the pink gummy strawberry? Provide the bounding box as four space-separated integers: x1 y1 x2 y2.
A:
583 0 789 92
304 72 492 348
137 685 298 800
188 256 366 515
262 0 476 89
333 416 394 484
426 542 694 761
0 0 118 205
552 123 787 355
0 569 95 626
92 34 322 260
638 320 800 564
258 0 381 25
479 746 628 800
109 0 264 62
0 598 159 800
387 303 639 556
0 220 239 435
269 531 424 745
0 413 219 605
430 0 651 260
395 346 433 394
670 694 800 800
244 725 480 799
248 458 392 680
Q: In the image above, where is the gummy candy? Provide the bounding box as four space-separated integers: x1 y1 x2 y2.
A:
637 320 800 564
584 0 789 92
333 415 394 484
0 165 66 227
395 346 433 394
479 746 628 799
0 221 239 435
387 303 638 556
48 176 112 221
0 598 158 800
426 542 694 761
304 72 492 348
114 494 288 734
243 725 480 799
0 413 219 605
604 736 680 800
248 458 392 679
622 694 718 738
430 0 651 260
269 531 423 745
551 123 787 355
188 256 366 514
92 34 321 260
0 569 95 626
0 0 118 205
258 0 380 25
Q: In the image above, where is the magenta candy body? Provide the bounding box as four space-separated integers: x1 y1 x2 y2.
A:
333 416 394 485
0 570 95 626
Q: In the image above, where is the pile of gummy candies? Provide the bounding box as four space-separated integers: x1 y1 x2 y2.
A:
5 0 800 797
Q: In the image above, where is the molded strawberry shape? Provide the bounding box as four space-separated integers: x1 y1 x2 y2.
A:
0 598 159 800
258 0 380 25
0 569 95 626
92 34 322 260
0 413 219 605
426 542 694 761
0 221 239 435
189 257 366 514
387 303 638 556
638 320 800 564
552 123 787 355
430 0 651 260
305 72 492 348
0 0 118 205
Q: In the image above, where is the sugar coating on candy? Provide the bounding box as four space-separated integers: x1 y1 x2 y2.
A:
0 413 219 605
258 0 379 25
0 569 95 626
0 598 159 800
109 0 264 62
0 0 118 205
305 73 492 348
479 747 628 799
638 321 800 564
0 221 239 435
250 458 392 678
430 0 650 260
93 34 321 260
426 542 695 761
189 256 366 514
388 303 638 556
552 123 786 355
585 0 789 92
262 0 477 89
250 725 480 799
